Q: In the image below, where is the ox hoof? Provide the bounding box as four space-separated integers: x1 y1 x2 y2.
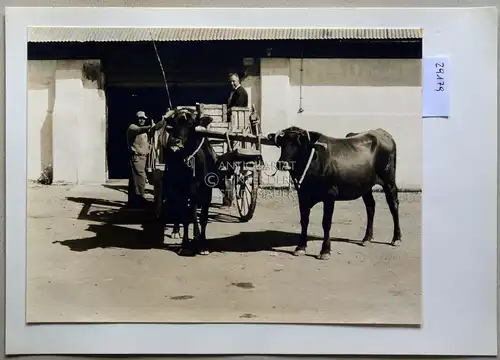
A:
391 239 402 247
361 239 373 247
318 253 331 261
199 250 210 256
293 249 306 256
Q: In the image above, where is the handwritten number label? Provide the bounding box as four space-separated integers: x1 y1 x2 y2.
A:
434 62 445 92
423 56 450 117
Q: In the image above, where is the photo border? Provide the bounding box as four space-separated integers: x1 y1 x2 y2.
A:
5 6 498 356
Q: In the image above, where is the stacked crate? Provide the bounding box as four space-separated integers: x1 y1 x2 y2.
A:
228 106 253 151
197 104 230 156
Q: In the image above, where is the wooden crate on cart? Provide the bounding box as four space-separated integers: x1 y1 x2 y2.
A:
197 104 230 157
227 106 260 152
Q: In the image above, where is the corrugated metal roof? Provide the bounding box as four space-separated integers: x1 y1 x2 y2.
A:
28 27 423 43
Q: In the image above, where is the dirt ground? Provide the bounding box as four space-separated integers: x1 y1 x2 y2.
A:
27 181 421 325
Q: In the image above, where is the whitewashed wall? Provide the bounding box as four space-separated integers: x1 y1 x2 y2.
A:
27 60 56 181
28 60 107 184
260 58 293 188
241 74 261 115
259 58 422 190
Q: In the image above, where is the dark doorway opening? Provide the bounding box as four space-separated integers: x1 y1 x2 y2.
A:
106 84 229 180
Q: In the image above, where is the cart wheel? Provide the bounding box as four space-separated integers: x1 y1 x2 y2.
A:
234 163 258 222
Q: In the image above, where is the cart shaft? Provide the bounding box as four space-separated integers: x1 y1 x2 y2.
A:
195 128 275 147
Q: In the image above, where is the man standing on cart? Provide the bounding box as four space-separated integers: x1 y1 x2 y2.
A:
221 72 250 207
228 72 249 109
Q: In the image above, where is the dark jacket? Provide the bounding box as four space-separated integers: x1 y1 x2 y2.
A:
227 85 249 108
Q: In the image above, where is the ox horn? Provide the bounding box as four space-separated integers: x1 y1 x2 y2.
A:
304 130 310 142
163 109 176 121
274 130 285 145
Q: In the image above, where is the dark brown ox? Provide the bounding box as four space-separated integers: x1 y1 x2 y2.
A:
153 108 217 256
266 126 402 260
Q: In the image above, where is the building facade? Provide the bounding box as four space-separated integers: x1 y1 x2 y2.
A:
27 27 423 189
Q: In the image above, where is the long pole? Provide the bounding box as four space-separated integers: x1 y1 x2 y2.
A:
148 29 173 111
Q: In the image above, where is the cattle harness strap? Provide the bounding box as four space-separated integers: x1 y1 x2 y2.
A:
294 139 329 189
275 128 317 190
184 137 205 166
293 147 316 190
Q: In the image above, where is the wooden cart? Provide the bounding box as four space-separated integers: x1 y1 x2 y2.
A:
146 103 270 223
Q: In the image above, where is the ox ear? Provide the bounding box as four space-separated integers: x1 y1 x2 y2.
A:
197 116 213 128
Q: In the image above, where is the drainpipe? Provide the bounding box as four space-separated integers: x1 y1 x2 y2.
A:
298 50 304 114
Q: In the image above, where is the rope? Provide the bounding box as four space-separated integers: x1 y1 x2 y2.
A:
148 29 173 110
146 119 157 173
146 29 173 177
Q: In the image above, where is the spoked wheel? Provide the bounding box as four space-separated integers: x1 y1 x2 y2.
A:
234 162 259 222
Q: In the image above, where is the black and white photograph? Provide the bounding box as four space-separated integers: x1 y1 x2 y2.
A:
26 26 422 325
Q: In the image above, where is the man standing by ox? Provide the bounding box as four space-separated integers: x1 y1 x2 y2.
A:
126 110 153 208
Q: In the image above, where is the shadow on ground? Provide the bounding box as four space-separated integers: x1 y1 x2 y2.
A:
53 218 363 255
102 183 154 196
66 196 240 225
52 223 165 252
101 183 226 208
60 196 371 255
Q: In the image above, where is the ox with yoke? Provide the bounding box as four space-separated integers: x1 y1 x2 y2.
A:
145 103 266 255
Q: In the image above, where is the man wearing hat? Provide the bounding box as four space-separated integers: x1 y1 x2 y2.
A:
126 110 153 207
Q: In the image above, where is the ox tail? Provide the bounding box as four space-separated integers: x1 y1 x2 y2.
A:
386 134 397 180
391 140 397 177
372 128 397 178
